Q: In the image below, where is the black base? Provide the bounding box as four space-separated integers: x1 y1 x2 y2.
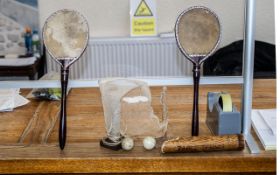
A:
100 137 122 151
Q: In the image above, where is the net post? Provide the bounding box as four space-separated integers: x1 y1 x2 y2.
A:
242 0 260 154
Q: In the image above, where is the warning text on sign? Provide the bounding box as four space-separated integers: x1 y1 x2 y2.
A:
132 18 156 35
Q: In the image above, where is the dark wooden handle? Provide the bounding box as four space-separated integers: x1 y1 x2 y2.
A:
161 134 245 153
192 65 200 136
59 68 69 150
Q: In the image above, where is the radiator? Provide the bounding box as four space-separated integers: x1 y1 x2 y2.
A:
46 37 193 80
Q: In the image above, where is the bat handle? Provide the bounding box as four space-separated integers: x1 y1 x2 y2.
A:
59 68 69 150
192 64 200 136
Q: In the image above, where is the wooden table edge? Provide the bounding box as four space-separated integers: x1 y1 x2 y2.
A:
0 156 276 174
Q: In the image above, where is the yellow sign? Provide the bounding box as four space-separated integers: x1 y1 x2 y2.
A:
132 18 156 35
134 0 153 16
130 0 157 36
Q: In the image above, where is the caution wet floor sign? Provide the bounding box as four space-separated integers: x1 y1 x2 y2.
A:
130 0 157 36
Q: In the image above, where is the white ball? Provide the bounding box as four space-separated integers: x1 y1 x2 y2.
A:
121 137 134 151
143 136 156 150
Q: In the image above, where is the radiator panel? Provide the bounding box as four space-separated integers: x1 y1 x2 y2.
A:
46 37 192 79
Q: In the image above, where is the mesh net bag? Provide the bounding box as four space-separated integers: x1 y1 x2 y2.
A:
99 78 168 141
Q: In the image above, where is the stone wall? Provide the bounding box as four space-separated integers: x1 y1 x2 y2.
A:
0 0 39 30
0 13 25 55
0 0 39 55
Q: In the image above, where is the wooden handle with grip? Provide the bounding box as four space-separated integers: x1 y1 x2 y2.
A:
192 64 200 136
59 68 69 150
161 134 244 153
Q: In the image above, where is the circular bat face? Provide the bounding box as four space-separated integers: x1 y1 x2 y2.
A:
175 7 221 64
43 9 89 61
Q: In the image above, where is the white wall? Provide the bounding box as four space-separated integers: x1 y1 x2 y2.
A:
38 0 275 47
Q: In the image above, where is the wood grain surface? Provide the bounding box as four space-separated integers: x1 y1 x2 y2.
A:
0 79 276 174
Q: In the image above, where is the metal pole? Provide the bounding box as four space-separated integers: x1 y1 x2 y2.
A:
242 0 260 154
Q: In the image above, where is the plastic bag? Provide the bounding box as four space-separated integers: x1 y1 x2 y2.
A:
99 78 168 141
27 72 69 101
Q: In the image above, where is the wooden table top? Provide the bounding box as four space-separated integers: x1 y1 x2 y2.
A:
0 79 276 174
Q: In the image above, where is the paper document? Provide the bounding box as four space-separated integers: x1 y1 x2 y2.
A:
259 109 276 135
251 109 276 150
0 89 29 112
0 89 16 111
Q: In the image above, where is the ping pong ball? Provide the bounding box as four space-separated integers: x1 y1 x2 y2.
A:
121 137 134 151
143 136 156 150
